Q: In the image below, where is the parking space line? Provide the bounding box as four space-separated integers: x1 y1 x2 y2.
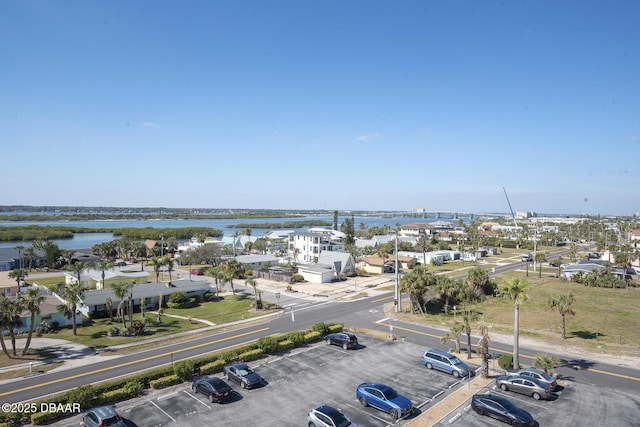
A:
183 390 211 408
415 398 433 409
156 390 179 401
343 402 393 425
285 356 316 370
149 399 176 422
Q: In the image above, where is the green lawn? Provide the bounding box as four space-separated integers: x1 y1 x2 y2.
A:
397 271 640 357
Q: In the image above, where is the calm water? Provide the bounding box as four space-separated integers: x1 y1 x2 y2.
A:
0 215 464 250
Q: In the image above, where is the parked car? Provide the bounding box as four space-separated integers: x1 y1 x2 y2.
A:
462 254 477 262
514 367 558 390
191 269 204 275
83 405 125 427
421 348 472 378
325 332 358 350
307 404 358 427
356 383 412 419
191 377 233 403
495 374 552 400
223 362 264 389
521 253 533 262
471 393 535 426
116 261 127 267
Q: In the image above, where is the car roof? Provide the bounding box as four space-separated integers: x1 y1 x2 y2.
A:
200 377 227 386
361 382 390 391
227 362 249 369
315 405 345 419
424 348 452 357
86 405 118 419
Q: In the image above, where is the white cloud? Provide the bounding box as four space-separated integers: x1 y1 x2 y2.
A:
354 132 380 142
142 121 160 128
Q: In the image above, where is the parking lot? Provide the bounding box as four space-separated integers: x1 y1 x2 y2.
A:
52 336 638 427
55 337 474 427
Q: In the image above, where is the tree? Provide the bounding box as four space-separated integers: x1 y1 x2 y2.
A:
466 266 490 296
149 257 162 283
21 287 45 356
534 252 547 278
534 353 559 375
111 282 133 330
58 280 86 335
478 324 491 378
24 246 36 271
614 250 632 289
14 245 24 269
106 297 114 322
437 276 461 315
415 237 432 266
462 309 479 360
548 292 576 339
501 278 529 369
245 278 261 309
333 210 338 231
89 259 114 290
8 268 28 287
163 256 175 282
0 294 24 356
440 322 464 353
70 261 85 288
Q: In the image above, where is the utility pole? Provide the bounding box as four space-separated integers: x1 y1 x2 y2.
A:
394 234 400 314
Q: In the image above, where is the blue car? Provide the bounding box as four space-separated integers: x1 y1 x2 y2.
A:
356 383 412 419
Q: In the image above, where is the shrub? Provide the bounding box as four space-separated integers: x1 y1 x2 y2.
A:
281 331 306 347
97 387 133 404
66 384 94 410
312 322 330 336
174 360 195 381
257 336 280 354
277 339 294 351
107 326 120 337
31 411 61 426
150 374 183 389
169 292 187 304
199 359 227 375
129 320 145 336
498 354 513 370
237 348 264 362
293 274 304 282
304 331 322 343
327 323 343 333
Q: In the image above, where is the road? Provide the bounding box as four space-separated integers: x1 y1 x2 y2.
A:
1 277 638 405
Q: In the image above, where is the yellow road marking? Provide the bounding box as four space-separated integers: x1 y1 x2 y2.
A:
0 327 269 397
371 295 394 303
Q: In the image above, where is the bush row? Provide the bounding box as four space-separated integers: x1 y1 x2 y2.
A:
23 322 343 425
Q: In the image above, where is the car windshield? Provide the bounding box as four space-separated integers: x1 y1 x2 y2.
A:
103 416 121 426
382 387 398 400
450 356 462 365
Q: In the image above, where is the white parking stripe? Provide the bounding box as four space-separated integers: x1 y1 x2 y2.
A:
183 389 211 408
149 399 176 422
376 317 391 323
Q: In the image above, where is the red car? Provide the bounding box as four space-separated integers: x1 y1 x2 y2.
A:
191 269 204 275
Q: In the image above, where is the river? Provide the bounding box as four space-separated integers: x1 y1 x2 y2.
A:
0 215 465 250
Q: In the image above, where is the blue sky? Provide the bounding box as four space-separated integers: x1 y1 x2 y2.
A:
2 1 639 215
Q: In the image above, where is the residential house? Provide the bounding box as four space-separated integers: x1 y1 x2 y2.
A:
18 290 82 333
398 223 434 238
356 255 417 274
317 251 356 278
234 254 280 271
288 231 345 264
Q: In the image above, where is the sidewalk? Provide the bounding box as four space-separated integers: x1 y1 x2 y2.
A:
406 355 495 426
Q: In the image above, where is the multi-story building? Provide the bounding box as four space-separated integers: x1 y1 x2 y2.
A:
288 230 345 264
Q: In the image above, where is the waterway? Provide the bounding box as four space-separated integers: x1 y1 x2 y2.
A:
0 215 465 250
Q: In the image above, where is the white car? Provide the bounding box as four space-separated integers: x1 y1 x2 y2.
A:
463 255 477 262
308 405 358 427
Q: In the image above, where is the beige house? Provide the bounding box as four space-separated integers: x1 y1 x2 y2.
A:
356 255 417 274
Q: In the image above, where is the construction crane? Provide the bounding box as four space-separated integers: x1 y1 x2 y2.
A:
503 187 519 228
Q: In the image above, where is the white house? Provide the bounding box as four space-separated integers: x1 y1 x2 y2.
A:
288 231 345 264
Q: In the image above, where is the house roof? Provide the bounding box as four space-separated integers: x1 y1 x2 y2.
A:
359 255 415 267
80 279 212 306
234 254 279 264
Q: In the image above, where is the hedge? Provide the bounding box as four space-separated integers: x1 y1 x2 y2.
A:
277 339 294 351
304 331 322 342
328 323 344 333
199 359 227 375
238 348 264 362
150 374 183 390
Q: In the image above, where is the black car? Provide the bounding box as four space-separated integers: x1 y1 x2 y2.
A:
325 332 358 350
223 363 264 389
471 393 535 426
191 377 233 403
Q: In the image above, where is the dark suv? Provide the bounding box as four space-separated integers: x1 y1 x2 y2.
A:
325 332 358 350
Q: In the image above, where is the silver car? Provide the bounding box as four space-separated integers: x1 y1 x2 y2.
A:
496 374 552 400
515 368 558 390
307 405 358 427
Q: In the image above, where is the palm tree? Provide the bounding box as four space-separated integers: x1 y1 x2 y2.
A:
14 245 24 269
110 282 133 330
440 322 464 353
24 246 36 271
0 295 12 356
376 245 390 273
60 249 76 268
462 309 479 359
58 280 86 336
245 278 261 308
70 261 85 288
106 296 114 322
163 256 175 282
8 268 28 287
0 294 23 356
21 287 45 356
534 252 547 278
149 257 162 283
548 292 576 339
436 276 460 315
415 237 432 265
140 296 146 318
478 324 491 378
501 278 530 369
534 353 559 375
614 250 632 289
89 259 114 290
466 266 489 296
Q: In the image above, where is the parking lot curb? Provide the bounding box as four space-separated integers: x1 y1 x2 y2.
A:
406 367 494 427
